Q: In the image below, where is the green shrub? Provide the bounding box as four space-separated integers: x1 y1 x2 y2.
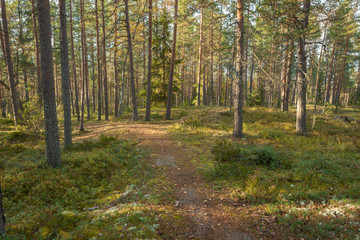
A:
212 140 289 170
21 97 44 133
253 146 280 168
247 90 262 107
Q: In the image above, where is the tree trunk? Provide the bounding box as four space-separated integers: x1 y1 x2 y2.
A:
114 3 119 117
202 43 207 106
296 0 311 136
69 0 80 121
37 0 61 167
281 42 289 111
197 6 204 106
31 0 42 101
210 2 214 105
125 0 138 120
335 35 349 111
249 44 255 95
165 0 178 120
218 62 223 106
312 29 326 127
284 44 293 111
145 0 153 121
355 61 360 104
234 0 245 137
325 41 336 104
1 0 23 126
24 71 29 102
59 0 72 147
91 43 96 113
101 0 108 120
95 0 102 120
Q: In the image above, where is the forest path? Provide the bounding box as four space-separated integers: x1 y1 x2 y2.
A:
79 121 254 240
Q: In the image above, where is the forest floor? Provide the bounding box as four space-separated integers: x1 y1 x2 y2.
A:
1 105 360 239
81 120 255 240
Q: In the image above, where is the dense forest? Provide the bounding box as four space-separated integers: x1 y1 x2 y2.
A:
0 0 360 239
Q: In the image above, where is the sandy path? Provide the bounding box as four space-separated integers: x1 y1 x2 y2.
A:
80 121 255 240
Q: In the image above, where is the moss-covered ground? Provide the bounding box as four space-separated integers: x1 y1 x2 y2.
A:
1 105 359 239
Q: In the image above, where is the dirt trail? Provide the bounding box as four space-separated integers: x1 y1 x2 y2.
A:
83 121 254 240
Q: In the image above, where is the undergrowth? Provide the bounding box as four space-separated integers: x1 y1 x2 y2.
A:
1 134 165 239
170 106 360 239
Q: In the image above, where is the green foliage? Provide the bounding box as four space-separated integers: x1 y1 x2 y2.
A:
212 140 289 170
246 90 263 107
146 8 181 105
0 118 14 131
171 106 360 238
3 135 163 239
21 97 44 133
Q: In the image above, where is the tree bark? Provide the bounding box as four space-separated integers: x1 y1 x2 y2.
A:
114 2 119 117
325 40 336 104
165 0 178 120
355 61 360 104
281 42 289 111
296 0 311 136
234 0 245 137
145 0 153 121
31 0 42 102
312 29 326 127
69 0 80 121
95 0 102 120
59 0 72 147
91 43 96 113
335 35 349 111
101 0 109 120
197 6 204 106
1 0 23 126
37 0 61 167
249 44 255 95
125 0 138 120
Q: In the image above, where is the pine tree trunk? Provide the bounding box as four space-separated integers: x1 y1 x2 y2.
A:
95 0 102 120
284 44 293 111
145 0 152 121
83 3 90 121
197 7 204 106
69 0 80 121
37 0 61 167
335 35 349 111
312 30 326 127
31 0 42 102
165 0 178 120
24 71 29 102
114 3 119 117
79 0 86 131
355 61 360 104
234 0 244 137
101 0 108 120
125 0 138 120
210 3 214 105
296 0 311 136
91 43 96 113
59 0 72 147
202 43 207 106
281 42 289 111
325 41 336 104
1 0 23 126
249 45 255 95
